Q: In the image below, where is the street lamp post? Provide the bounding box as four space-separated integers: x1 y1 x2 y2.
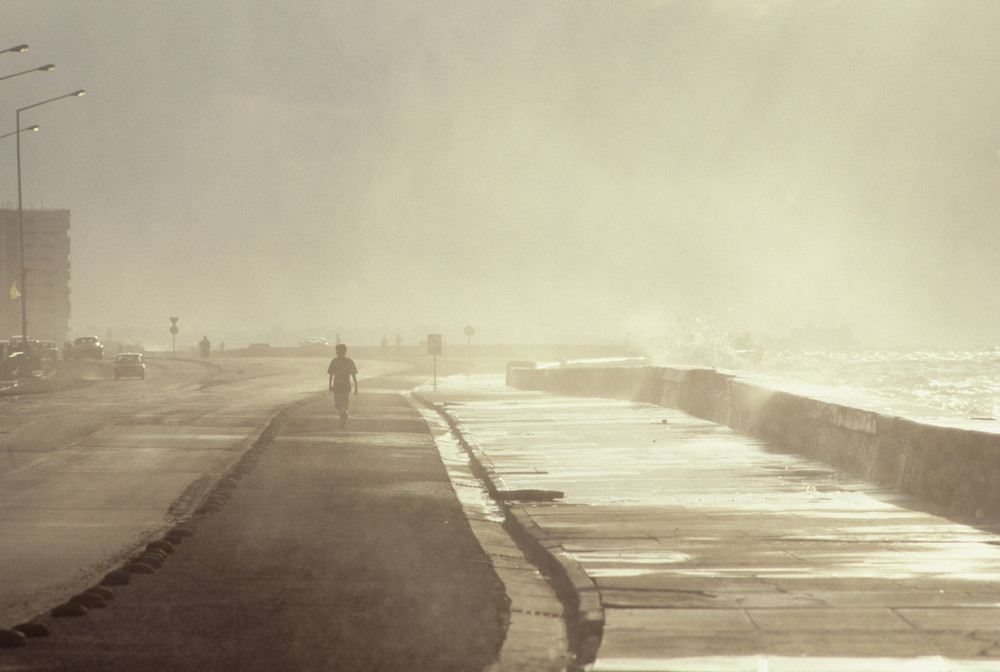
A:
0 64 55 84
16 90 85 356
0 125 39 141
0 44 29 56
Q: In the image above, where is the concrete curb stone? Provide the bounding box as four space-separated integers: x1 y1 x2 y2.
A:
412 391 602 671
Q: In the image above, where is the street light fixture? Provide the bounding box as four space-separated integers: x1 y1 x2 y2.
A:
0 64 55 83
1 44 29 55
15 89 85 357
0 125 39 141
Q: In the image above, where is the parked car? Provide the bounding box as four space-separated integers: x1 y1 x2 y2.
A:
8 336 38 356
71 336 103 360
5 351 28 378
113 352 145 380
38 341 59 361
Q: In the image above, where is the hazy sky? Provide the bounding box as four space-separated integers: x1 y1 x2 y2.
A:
4 1 1000 348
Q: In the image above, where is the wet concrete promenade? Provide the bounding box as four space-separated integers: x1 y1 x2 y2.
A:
418 374 1000 672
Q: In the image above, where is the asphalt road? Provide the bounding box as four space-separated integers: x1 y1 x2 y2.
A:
0 374 510 671
0 355 408 628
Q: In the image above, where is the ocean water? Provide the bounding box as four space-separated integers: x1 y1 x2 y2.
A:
737 348 1000 421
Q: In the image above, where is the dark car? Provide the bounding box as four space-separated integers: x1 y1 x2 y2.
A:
113 353 145 380
8 336 38 356
5 351 28 378
72 336 103 360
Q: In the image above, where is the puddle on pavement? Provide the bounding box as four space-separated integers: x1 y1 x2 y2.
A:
568 549 692 577
420 410 506 524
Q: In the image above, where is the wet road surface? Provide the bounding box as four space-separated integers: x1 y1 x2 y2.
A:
419 374 1000 672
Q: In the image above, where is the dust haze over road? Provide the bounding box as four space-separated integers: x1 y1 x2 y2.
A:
4 2 999 348
0 357 512 671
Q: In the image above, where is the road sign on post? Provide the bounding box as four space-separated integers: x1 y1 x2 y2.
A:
427 334 442 355
428 334 442 390
169 317 179 354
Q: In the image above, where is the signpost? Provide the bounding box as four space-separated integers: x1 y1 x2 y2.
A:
427 333 442 390
169 317 179 354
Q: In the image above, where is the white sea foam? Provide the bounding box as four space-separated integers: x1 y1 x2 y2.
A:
738 348 1000 421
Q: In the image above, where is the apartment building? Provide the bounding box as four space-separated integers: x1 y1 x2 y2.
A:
0 208 71 344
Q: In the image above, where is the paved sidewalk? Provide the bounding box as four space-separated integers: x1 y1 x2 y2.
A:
417 374 1000 672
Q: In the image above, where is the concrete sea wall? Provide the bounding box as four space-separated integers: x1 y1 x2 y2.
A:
507 364 1000 519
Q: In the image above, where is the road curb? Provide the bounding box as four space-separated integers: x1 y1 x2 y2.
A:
167 394 314 523
411 391 604 670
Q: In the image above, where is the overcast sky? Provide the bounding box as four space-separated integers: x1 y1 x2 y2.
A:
4 1 1000 349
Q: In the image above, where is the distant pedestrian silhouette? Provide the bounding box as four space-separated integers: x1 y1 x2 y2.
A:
327 343 358 428
199 336 211 359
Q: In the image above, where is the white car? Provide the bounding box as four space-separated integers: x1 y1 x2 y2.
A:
299 337 330 355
